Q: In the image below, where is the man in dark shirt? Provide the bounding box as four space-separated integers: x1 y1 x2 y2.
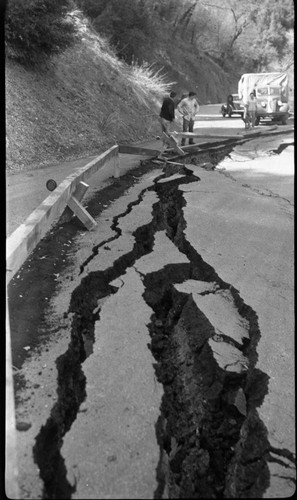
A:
159 91 176 150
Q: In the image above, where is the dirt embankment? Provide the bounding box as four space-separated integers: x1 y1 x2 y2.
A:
5 51 161 174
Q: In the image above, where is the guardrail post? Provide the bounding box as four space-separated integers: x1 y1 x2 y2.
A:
67 193 97 231
60 181 90 224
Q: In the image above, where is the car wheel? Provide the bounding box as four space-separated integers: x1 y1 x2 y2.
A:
280 115 287 125
255 117 260 126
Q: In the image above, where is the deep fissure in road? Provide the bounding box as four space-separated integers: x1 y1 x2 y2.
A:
33 154 294 498
144 170 271 497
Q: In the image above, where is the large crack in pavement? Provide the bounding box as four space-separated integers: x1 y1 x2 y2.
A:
142 172 271 497
32 154 295 498
32 168 194 499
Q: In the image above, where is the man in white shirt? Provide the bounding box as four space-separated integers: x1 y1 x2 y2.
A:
177 91 199 145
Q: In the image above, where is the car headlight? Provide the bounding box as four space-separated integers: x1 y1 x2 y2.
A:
261 101 266 107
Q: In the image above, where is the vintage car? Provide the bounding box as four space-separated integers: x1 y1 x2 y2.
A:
221 94 245 118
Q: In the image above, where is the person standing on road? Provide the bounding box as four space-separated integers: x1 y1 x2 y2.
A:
244 91 257 129
159 91 176 150
177 91 199 145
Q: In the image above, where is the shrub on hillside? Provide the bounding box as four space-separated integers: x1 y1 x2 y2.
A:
78 0 154 64
5 0 77 66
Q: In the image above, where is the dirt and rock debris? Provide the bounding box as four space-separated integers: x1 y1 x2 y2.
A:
8 143 295 498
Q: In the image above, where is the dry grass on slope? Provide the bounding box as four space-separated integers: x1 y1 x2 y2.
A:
132 15 238 104
5 11 173 174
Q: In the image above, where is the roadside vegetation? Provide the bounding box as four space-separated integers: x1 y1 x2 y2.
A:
5 0 294 172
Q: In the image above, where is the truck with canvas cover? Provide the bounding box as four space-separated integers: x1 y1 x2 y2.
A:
238 72 290 125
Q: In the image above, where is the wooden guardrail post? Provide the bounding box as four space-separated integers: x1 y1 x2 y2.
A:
60 181 97 230
67 193 97 231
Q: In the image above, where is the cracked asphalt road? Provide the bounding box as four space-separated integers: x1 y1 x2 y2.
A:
7 113 295 498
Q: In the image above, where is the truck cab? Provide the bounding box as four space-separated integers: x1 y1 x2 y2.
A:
238 72 290 125
255 85 289 124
